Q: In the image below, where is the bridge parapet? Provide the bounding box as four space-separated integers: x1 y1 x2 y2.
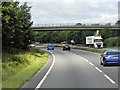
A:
32 23 118 28
31 23 119 31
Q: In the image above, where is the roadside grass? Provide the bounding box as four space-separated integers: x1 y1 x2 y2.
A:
104 47 120 50
104 37 120 48
52 44 107 54
2 47 48 88
53 44 63 47
72 47 107 54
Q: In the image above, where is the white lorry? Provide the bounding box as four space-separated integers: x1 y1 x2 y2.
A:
86 36 103 49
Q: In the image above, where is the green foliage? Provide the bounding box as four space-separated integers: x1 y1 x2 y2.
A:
104 37 120 47
33 30 94 44
3 47 25 54
99 28 112 40
2 2 33 49
28 47 46 55
2 47 48 88
73 47 107 54
33 28 119 47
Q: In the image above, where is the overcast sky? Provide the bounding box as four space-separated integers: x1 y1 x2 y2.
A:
18 0 119 26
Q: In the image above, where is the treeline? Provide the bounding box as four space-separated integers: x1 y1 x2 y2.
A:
99 28 120 47
33 28 119 46
33 30 94 44
2 2 33 50
105 37 120 47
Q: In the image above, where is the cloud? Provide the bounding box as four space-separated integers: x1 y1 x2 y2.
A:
99 14 118 23
18 0 119 25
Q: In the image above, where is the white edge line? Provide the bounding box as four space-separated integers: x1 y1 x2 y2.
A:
35 51 55 89
104 75 116 84
34 55 51 77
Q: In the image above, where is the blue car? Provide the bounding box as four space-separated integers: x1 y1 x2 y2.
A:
100 50 120 66
47 45 54 50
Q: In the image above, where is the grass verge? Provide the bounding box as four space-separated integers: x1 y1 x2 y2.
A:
2 47 48 89
72 47 107 54
53 44 107 54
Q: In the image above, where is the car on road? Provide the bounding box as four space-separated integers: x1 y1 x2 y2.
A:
100 50 120 66
47 45 54 50
63 44 71 51
29 44 35 47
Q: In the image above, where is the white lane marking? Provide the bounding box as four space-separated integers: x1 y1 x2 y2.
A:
104 75 116 84
81 57 84 59
79 57 84 59
95 67 102 72
89 62 95 66
75 55 80 57
35 51 55 89
34 56 51 77
84 59 89 62
71 53 117 85
74 54 76 56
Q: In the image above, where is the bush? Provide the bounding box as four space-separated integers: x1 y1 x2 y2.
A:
104 37 120 47
2 47 23 54
28 47 46 55
2 47 48 88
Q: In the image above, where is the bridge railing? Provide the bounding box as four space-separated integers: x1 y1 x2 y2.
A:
32 23 117 28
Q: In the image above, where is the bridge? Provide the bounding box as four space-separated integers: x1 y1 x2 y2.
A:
32 23 119 31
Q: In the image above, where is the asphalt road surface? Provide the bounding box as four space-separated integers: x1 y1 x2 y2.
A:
35 47 118 88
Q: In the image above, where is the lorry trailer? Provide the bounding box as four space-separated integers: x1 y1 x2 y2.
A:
86 36 103 49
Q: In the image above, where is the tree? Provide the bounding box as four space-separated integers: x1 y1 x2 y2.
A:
2 2 33 49
99 28 112 40
115 20 120 25
75 23 82 26
32 29 95 45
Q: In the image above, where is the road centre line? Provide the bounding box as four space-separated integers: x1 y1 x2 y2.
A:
95 67 102 72
74 54 80 57
89 62 95 66
80 57 84 59
74 54 76 56
84 59 89 62
71 52 117 85
104 75 116 84
35 51 55 89
82 58 117 85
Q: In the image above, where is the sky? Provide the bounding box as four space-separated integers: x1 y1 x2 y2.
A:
17 0 119 26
